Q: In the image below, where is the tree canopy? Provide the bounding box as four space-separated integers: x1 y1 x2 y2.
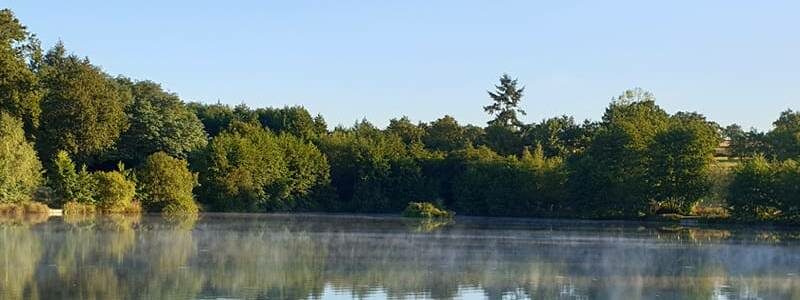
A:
38 43 130 166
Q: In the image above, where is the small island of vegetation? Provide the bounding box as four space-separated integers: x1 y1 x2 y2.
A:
402 202 454 219
0 9 799 224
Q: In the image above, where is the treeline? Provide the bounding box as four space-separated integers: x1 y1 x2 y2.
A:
0 9 799 221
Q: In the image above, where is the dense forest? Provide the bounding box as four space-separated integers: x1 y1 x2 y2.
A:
1 9 799 222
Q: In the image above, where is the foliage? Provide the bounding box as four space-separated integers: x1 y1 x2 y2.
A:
483 124 524 156
767 109 800 160
37 42 130 166
0 9 42 134
50 151 95 206
448 145 567 217
423 115 469 152
317 128 438 213
0 113 42 203
137 152 199 214
62 201 96 215
276 134 332 210
402 202 453 219
256 106 325 140
194 122 288 211
646 113 720 213
116 79 207 165
386 116 425 145
522 116 594 157
728 157 800 221
568 91 670 218
92 170 137 213
187 102 237 137
485 73 526 128
4 8 800 222
195 122 331 212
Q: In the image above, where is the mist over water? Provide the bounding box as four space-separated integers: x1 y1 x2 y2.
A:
1 214 800 299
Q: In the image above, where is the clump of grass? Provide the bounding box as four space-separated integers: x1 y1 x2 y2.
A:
101 200 142 215
0 202 50 216
22 202 50 214
691 204 730 219
64 200 143 216
402 202 453 219
63 201 96 215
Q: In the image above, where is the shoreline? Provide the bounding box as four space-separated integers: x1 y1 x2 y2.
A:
3 204 800 229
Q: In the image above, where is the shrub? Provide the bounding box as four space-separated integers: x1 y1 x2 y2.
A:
92 171 136 213
402 202 453 219
137 152 199 214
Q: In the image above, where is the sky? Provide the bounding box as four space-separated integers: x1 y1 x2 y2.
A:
3 0 798 130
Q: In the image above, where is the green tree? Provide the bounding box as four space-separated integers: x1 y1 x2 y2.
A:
0 9 42 135
767 109 800 160
449 145 566 217
50 150 95 205
256 106 320 140
462 125 485 147
38 43 130 166
485 74 526 128
116 79 207 165
647 113 720 213
0 113 42 203
569 89 669 217
194 122 289 211
726 126 770 158
386 116 425 145
423 115 468 152
523 116 593 157
317 129 438 213
484 124 524 156
276 134 332 210
312 114 328 135
187 102 236 137
728 156 777 220
137 152 199 214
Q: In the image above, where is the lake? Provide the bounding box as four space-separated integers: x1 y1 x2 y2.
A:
1 213 800 299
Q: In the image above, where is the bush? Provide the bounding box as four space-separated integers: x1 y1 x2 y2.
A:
0 113 43 203
402 202 453 219
92 171 137 213
137 152 199 214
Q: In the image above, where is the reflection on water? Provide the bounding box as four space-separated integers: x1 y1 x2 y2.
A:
1 214 800 299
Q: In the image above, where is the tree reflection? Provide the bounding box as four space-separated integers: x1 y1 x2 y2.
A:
1 214 800 299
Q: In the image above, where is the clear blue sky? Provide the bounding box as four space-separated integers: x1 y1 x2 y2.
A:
3 0 798 130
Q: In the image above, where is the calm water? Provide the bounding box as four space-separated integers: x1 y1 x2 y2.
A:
1 214 800 299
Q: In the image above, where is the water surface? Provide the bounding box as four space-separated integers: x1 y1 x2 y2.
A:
1 213 800 299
